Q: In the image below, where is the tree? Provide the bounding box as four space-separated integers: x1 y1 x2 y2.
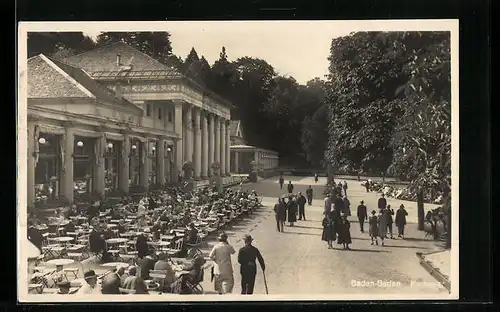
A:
27 32 95 58
324 31 451 196
96 32 174 66
301 104 329 168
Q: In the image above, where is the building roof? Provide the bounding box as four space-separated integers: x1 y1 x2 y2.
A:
229 120 245 138
28 54 143 114
62 42 235 110
63 42 180 74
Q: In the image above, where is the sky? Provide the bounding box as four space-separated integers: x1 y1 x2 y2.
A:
82 21 356 84
38 20 456 85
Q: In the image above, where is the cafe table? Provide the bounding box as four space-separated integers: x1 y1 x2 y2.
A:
107 224 118 228
101 262 128 268
52 237 74 245
105 238 129 245
120 232 137 238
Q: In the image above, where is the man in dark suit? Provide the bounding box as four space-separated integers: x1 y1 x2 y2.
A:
297 192 307 221
378 193 387 210
357 200 368 233
287 181 294 194
237 234 265 295
306 186 313 205
334 193 345 215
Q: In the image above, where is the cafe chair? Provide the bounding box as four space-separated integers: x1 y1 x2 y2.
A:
167 239 184 258
62 267 80 280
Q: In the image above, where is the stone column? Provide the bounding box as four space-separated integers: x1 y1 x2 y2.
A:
157 137 165 185
120 134 130 193
93 135 106 197
214 116 221 164
201 112 209 179
193 108 202 180
220 119 226 176
174 103 183 180
208 114 215 176
234 151 239 174
27 122 36 208
184 105 193 163
62 127 74 203
225 120 231 176
140 140 150 192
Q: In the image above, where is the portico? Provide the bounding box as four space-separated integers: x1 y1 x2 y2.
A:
27 43 234 208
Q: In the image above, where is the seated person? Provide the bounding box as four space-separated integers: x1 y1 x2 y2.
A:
101 223 114 240
61 219 77 236
67 205 78 218
87 202 100 222
149 197 158 210
159 211 170 222
121 266 149 294
101 265 127 294
117 220 127 234
186 223 198 245
77 270 101 295
27 220 44 252
137 253 156 280
152 221 163 240
57 280 71 295
153 253 176 292
89 227 110 262
171 248 206 294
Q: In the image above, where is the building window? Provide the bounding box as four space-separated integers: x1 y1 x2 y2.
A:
146 104 152 117
168 110 173 122
158 107 162 120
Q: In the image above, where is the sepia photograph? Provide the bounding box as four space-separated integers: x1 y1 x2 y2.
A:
17 20 459 302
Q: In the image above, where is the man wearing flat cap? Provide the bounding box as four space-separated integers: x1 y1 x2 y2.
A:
238 234 265 295
209 232 236 294
77 270 100 295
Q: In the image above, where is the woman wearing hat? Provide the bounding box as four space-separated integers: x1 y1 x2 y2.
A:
321 212 336 249
209 232 236 294
238 234 265 294
369 210 379 245
337 214 352 250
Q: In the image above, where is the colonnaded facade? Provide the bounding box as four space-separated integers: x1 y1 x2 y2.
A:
26 42 234 207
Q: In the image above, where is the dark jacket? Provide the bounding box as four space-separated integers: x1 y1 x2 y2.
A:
377 197 387 209
395 208 408 226
238 244 265 276
287 183 294 193
306 188 313 198
27 226 44 251
101 272 121 294
287 201 297 223
297 195 307 208
386 208 395 224
334 197 345 212
137 256 156 280
122 276 149 294
357 205 367 219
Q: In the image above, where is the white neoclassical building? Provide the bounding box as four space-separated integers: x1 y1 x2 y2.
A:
26 42 234 207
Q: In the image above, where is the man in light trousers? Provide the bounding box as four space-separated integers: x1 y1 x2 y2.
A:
209 232 236 294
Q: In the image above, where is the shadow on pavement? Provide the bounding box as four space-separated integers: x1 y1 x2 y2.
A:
291 225 323 230
383 245 432 250
281 231 320 236
342 248 391 253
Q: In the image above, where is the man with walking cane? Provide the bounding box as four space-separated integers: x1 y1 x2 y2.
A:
238 234 266 294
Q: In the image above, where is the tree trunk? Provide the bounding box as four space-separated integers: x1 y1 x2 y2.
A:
417 190 425 231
